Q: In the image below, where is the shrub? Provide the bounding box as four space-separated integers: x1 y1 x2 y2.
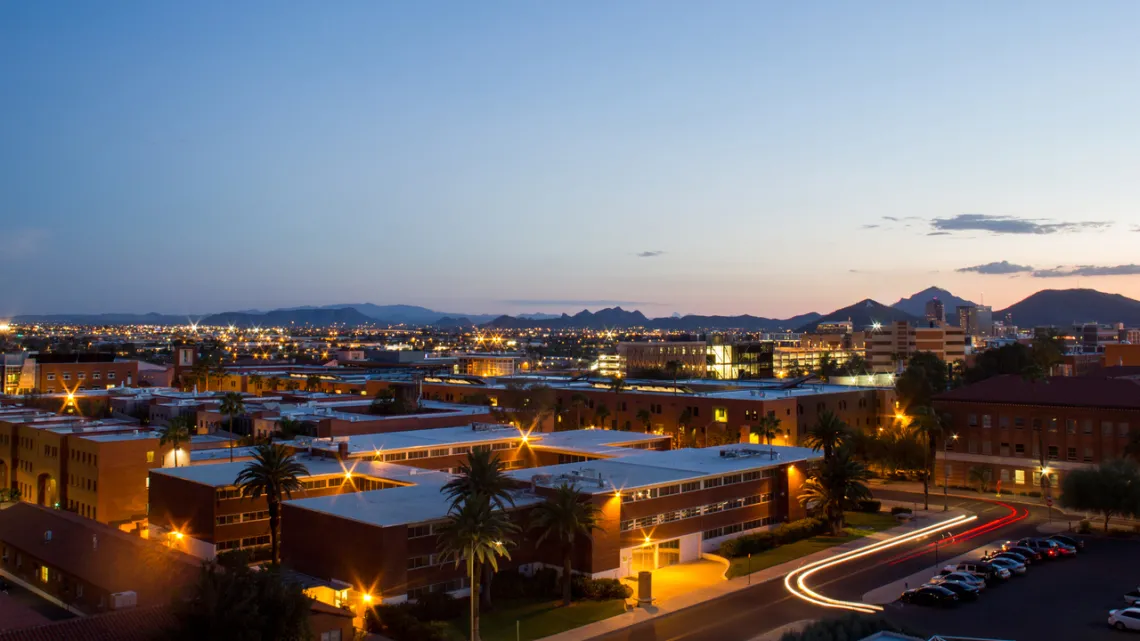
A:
889 506 913 516
718 517 824 558
367 604 452 641
1077 520 1092 534
571 576 632 600
856 499 881 513
409 591 462 621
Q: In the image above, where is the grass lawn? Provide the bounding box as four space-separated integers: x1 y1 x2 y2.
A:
445 598 626 641
726 511 899 578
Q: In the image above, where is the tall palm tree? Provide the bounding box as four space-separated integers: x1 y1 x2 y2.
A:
595 403 610 429
220 392 246 462
159 415 193 467
442 450 516 513
570 394 588 429
803 410 850 461
277 417 307 441
664 360 682 394
798 447 871 535
907 406 942 510
636 409 652 433
248 373 263 395
234 444 308 565
529 483 604 606
435 499 515 641
211 362 229 391
305 374 321 392
756 414 782 446
191 361 209 391
267 376 281 392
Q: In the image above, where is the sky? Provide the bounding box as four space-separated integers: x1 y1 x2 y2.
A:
3 1 1140 319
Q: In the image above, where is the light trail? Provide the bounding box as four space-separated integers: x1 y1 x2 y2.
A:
784 513 977 613
886 501 1027 566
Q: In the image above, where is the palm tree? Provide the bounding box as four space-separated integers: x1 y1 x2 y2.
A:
159 415 193 467
636 409 652 433
277 417 308 440
211 362 228 391
907 406 942 510
756 414 782 446
248 373 263 395
234 444 308 565
305 374 321 392
435 498 515 641
267 376 281 392
676 407 694 447
968 465 992 493
664 360 682 393
191 361 209 391
529 483 604 606
803 410 850 461
442 450 516 513
595 403 611 429
798 447 871 535
570 394 588 429
220 392 246 462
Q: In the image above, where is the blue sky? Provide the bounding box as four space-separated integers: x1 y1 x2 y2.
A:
3 1 1140 317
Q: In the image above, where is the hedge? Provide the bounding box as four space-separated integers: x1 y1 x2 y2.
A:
717 517 826 558
494 568 631 602
856 499 881 513
889 506 912 515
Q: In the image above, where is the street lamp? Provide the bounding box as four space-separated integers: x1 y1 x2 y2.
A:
943 433 958 512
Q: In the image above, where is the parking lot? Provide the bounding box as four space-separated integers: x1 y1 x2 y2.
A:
886 535 1140 640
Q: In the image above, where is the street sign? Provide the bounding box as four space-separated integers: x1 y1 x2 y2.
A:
1046 498 1053 507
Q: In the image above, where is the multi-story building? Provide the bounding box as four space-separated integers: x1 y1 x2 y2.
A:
454 353 522 378
1078 323 1121 353
1104 344 1140 367
932 374 1140 493
867 321 965 373
618 341 707 378
771 346 861 377
925 298 945 324
0 353 139 394
279 443 817 605
956 305 993 338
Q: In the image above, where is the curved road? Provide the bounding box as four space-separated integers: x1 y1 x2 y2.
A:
592 490 1069 641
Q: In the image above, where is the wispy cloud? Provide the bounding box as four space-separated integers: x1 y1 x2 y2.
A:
956 261 1034 275
0 228 48 260
930 213 1110 235
1032 264 1140 278
636 250 665 258
860 224 880 230
926 231 951 236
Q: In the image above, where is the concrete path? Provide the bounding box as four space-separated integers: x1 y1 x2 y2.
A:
861 537 1007 605
621 559 726 603
540 508 969 641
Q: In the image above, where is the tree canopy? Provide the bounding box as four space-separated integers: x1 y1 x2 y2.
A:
1060 459 1140 532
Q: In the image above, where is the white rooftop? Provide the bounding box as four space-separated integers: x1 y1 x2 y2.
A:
287 484 539 528
151 454 447 488
285 423 525 457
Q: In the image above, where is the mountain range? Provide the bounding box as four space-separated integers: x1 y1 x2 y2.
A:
10 288 1140 329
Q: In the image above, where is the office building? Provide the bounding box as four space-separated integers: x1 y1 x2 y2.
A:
925 298 945 324
618 341 707 378
956 305 993 338
867 321 965 373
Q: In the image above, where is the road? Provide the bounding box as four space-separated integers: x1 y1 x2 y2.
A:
592 490 1064 641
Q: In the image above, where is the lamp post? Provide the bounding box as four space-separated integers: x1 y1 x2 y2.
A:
943 433 958 512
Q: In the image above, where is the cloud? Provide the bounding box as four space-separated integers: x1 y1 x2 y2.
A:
860 224 880 230
636 250 665 258
500 299 659 307
926 231 951 236
1031 264 1140 278
1133 226 1140 232
0 228 48 260
930 214 1110 235
956 261 1035 275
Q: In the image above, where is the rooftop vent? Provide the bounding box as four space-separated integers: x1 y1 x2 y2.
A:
719 447 779 460
471 422 511 432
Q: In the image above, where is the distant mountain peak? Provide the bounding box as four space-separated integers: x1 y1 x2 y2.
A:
891 287 976 318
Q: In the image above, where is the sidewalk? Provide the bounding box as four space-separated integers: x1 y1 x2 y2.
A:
538 508 969 641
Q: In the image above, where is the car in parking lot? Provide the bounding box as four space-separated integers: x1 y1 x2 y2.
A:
1124 587 1140 605
1108 607 1140 631
986 557 1027 576
943 561 1010 582
999 544 1043 562
986 549 1032 567
929 579 980 601
1048 534 1084 550
901 585 959 607
1010 537 1064 559
931 571 986 590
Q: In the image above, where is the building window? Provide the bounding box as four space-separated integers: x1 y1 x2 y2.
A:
713 407 728 422
968 414 977 427
999 469 1010 483
1066 447 1077 461
1120 423 1131 438
1014 470 1025 485
77 372 85 380
108 372 116 380
1102 421 1114 436
92 372 101 380
1047 445 1059 460
982 415 992 429
146 451 155 463
62 373 71 381
1083 447 1094 463
1065 419 1077 435
1082 420 1093 435
1014 417 1024 429
1048 418 1058 433
40 566 49 583
46 374 56 381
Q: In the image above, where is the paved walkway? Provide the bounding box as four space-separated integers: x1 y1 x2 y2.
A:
621 559 726 603
539 508 968 641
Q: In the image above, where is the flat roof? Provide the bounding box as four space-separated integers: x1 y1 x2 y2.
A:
151 454 448 488
287 484 539 529
78 430 160 443
287 423 525 457
528 429 667 456
510 444 821 493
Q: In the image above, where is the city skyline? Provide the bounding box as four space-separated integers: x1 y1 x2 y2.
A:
4 2 1140 317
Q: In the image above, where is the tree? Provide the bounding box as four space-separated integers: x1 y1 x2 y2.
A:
172 561 312 641
816 352 841 382
191 361 210 391
277 417 309 441
248 373 263 395
159 415 193 467
607 376 626 395
441 450 517 513
570 394 588 429
305 374 322 392
636 409 652 433
220 392 246 464
234 444 308 565
895 352 949 411
529 483 604 606
211 362 229 391
435 499 515 641
756 413 782 446
798 447 871 535
1060 459 1140 532
968 466 993 493
843 354 870 378
664 360 682 393
267 376 281 392
907 406 942 510
803 410 850 461
594 403 611 429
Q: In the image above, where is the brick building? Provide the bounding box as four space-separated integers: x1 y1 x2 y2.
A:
933 375 1140 493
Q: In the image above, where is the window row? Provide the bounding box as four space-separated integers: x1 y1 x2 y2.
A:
620 470 772 503
216 510 270 525
968 413 1130 437
702 516 775 541
44 371 117 381
620 493 773 531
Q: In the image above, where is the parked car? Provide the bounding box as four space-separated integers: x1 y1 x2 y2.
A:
1001 544 1043 562
1010 538 1061 559
1124 588 1140 606
1048 534 1084 550
987 550 1031 567
901 585 959 607
930 579 981 601
931 571 986 590
943 561 1011 582
1050 539 1078 557
986 557 1027 576
1108 607 1140 631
